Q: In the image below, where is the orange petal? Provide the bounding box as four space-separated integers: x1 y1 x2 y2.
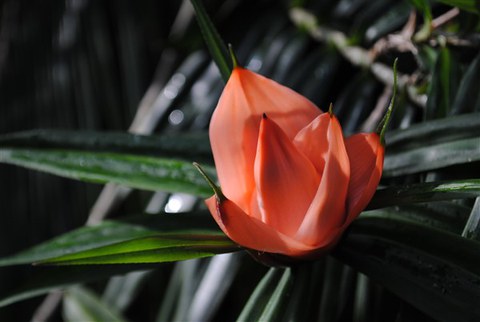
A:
253 115 320 236
293 112 331 176
205 196 316 257
295 115 351 246
209 67 321 213
344 133 384 224
232 68 321 138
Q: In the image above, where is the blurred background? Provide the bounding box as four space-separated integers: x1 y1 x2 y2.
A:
0 1 285 320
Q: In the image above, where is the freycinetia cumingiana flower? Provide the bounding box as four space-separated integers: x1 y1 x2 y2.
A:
204 67 384 260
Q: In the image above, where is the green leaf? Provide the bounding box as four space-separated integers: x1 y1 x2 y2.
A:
451 52 480 115
102 270 151 312
39 236 236 265
63 286 127 322
409 0 433 20
377 58 398 145
317 258 351 322
409 0 433 40
190 0 231 82
463 198 480 240
155 262 184 322
366 203 469 235
364 2 411 44
0 130 212 162
385 112 480 151
369 179 480 209
0 213 234 307
425 47 461 120
383 136 480 177
0 213 227 267
0 149 216 197
236 268 291 322
257 268 293 321
236 268 278 321
239 265 324 322
436 0 480 14
351 209 480 276
281 262 325 321
336 211 480 321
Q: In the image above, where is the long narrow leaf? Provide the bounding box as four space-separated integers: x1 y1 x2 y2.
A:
336 212 480 321
451 52 480 114
236 268 284 322
384 136 480 176
0 214 234 308
0 130 212 162
463 198 480 239
102 270 151 312
39 236 237 265
369 179 480 209
364 204 468 235
63 286 127 322
349 211 480 276
436 0 480 13
0 149 215 197
282 262 325 321
257 268 293 321
385 112 480 151
0 213 223 267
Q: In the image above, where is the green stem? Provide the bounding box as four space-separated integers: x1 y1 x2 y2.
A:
376 58 398 145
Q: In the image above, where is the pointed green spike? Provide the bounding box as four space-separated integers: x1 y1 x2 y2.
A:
193 162 225 201
376 58 399 146
228 44 240 69
328 102 334 117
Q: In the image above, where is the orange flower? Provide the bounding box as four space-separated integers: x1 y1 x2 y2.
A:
205 67 384 259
